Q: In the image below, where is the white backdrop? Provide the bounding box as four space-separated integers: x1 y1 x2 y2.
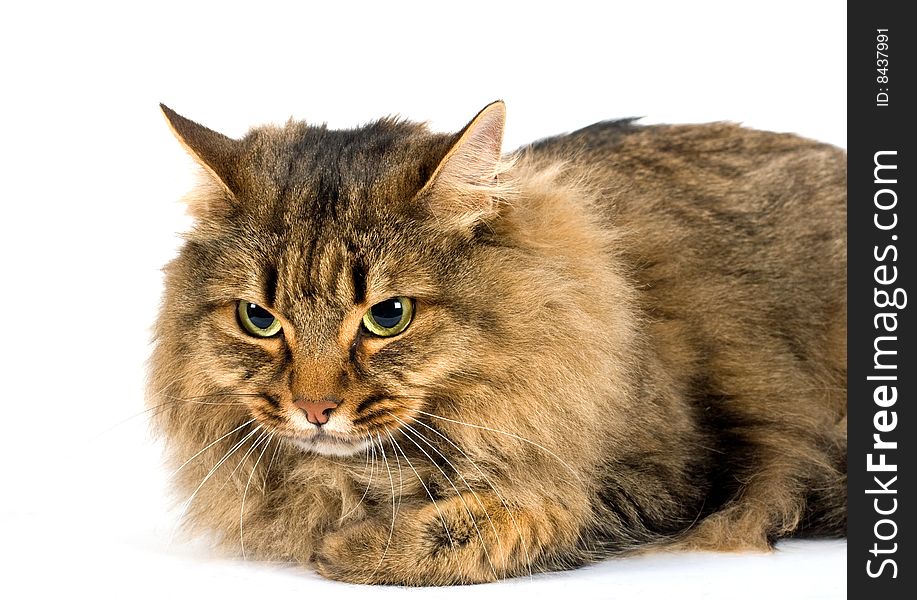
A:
0 2 846 598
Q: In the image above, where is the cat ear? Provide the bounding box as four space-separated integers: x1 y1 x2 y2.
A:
160 104 241 215
420 101 511 228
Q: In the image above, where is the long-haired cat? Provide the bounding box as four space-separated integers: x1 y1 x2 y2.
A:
149 101 847 585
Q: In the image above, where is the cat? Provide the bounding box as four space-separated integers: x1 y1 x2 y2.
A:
149 101 847 586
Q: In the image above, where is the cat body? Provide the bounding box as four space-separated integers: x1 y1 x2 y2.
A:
150 102 846 585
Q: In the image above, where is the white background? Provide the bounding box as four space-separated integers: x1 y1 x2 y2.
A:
0 1 846 598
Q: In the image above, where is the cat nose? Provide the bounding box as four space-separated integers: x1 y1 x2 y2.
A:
293 397 339 425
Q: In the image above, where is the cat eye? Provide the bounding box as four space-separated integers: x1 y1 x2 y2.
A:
237 301 282 337
362 297 414 337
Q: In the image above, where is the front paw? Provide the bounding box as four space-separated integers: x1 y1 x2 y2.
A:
314 514 489 585
315 519 435 585
314 520 392 584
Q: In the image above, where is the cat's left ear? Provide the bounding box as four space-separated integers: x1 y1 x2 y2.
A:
419 101 511 229
160 104 242 216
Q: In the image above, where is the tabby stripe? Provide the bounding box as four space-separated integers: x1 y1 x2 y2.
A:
351 411 391 427
351 258 366 305
264 265 279 307
355 392 387 415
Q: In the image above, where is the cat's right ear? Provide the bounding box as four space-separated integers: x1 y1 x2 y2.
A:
160 104 241 216
416 101 514 231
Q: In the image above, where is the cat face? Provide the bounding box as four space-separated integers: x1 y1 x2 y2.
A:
157 103 510 457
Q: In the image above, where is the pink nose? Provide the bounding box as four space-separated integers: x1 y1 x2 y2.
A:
293 398 339 425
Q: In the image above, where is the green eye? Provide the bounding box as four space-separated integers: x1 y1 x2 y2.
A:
237 301 282 337
362 297 414 337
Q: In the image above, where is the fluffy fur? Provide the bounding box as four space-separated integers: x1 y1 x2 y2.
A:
148 102 847 585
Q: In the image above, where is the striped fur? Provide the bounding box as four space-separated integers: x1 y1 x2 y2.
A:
149 103 846 585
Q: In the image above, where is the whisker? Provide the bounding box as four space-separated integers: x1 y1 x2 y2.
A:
170 392 265 400
146 366 209 401
385 430 405 518
241 431 273 559
146 366 251 409
397 418 507 573
393 416 497 580
369 433 397 578
94 390 256 440
388 429 459 568
92 402 177 440
166 418 257 481
148 364 265 412
339 439 376 524
414 409 582 483
166 399 246 406
262 436 283 492
150 391 261 414
411 418 534 579
222 429 271 491
169 424 263 547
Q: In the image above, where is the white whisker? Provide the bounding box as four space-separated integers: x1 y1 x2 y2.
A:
369 433 397 577
411 418 534 579
241 431 273 559
415 409 582 483
223 429 271 489
167 418 257 481
146 366 251 410
339 439 376 523
394 416 497 580
397 419 506 574
92 392 246 440
169 424 262 547
389 433 458 561
386 431 405 517
262 436 283 492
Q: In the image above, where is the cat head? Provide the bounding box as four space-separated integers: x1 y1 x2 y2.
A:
152 102 520 457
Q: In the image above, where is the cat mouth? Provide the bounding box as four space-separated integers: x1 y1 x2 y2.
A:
288 430 372 457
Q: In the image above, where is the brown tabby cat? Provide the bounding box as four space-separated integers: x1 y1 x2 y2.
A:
149 101 847 585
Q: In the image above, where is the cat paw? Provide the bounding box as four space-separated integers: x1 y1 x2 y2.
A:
314 520 393 584
313 511 497 586
314 521 458 585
